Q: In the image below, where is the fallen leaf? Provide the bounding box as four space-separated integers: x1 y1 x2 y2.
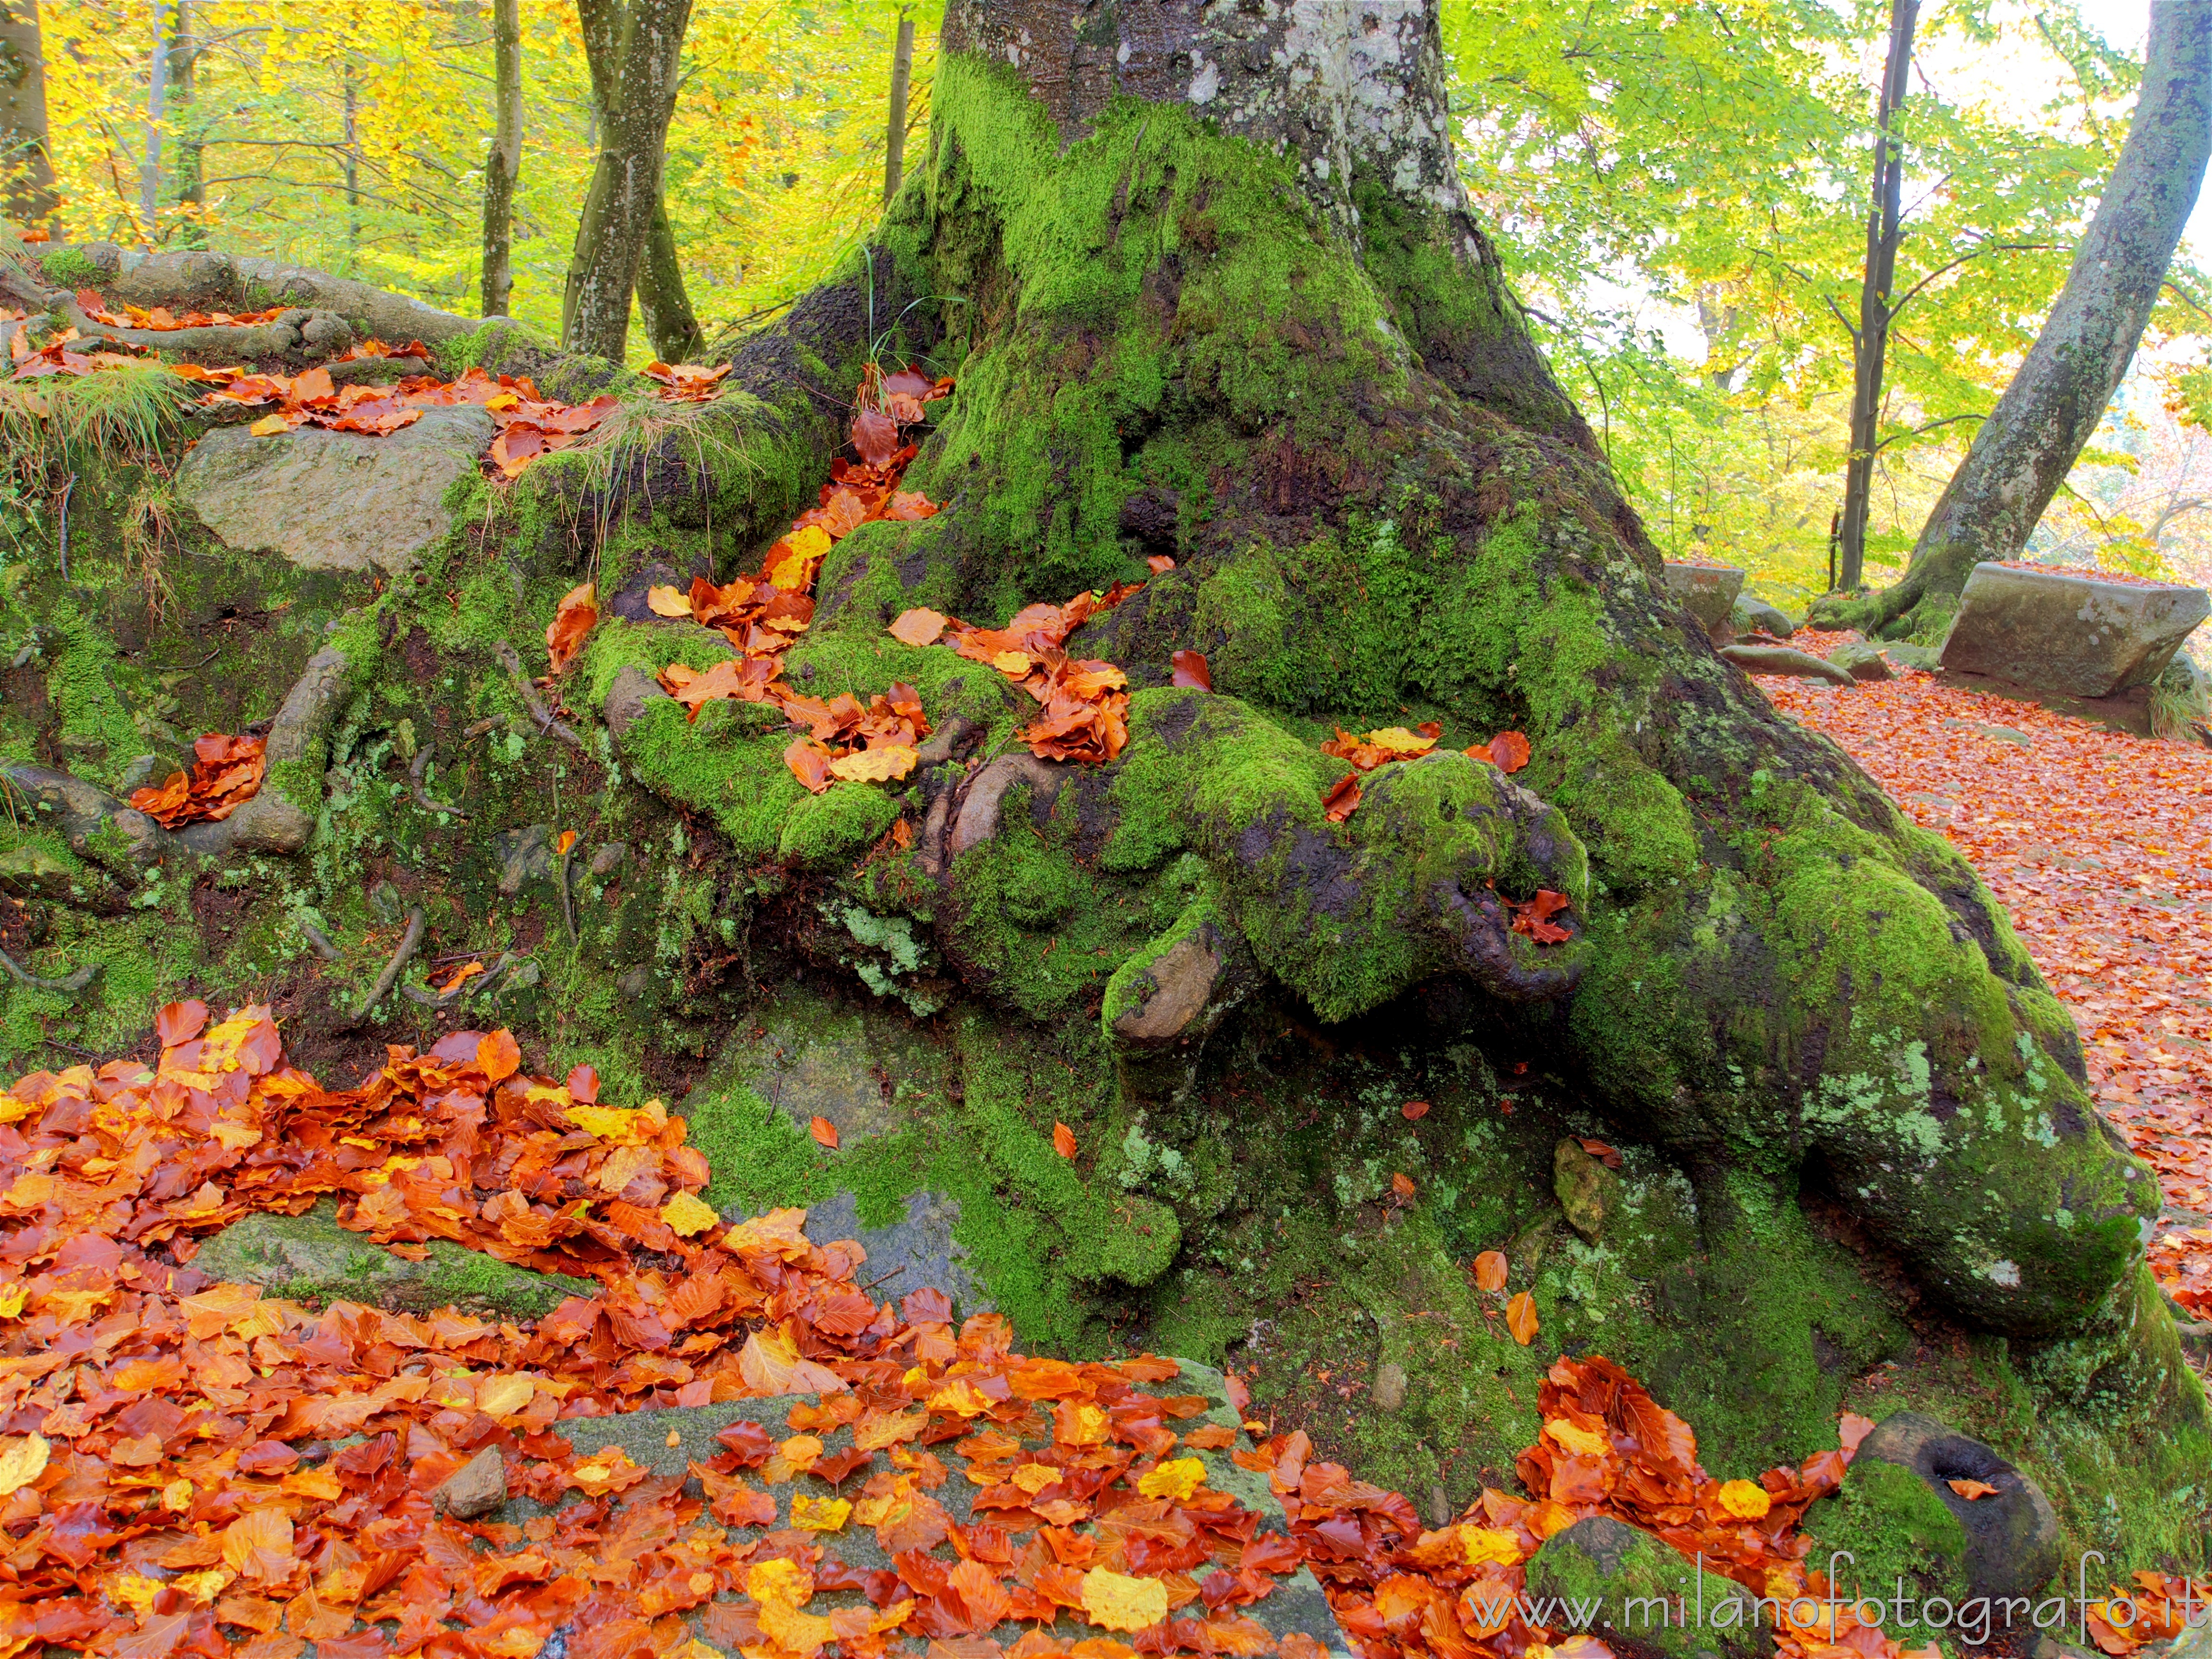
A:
1401 1101 1430 1121
1323 773 1361 823
1053 1122 1078 1159
1170 649 1212 690
648 584 694 617
890 608 949 648
661 1191 719 1236
156 999 209 1046
1486 731 1532 772
1390 1172 1416 1202
1576 1137 1622 1168
1472 1251 1508 1292
1716 1479 1772 1519
1947 1478 2000 1500
1504 1292 1539 1346
1081 1567 1169 1633
248 412 290 436
810 1117 840 1150
1136 1458 1206 1501
827 745 918 784
0 1434 48 1496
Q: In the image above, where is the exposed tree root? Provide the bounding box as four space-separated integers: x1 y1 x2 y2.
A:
0 942 99 996
493 642 587 752
341 907 425 1029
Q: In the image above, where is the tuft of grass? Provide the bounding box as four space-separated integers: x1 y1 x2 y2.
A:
0 360 193 471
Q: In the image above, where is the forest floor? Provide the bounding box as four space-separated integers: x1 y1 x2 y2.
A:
1758 636 2212 1322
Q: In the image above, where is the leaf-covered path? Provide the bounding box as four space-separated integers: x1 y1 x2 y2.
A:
1756 644 2212 1315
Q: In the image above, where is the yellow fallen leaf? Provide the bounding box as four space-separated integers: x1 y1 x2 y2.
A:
1716 1478 1772 1520
218 1507 294 1582
0 1284 23 1319
1136 1457 1207 1502
248 412 291 436
566 1103 650 1145
1365 726 1438 753
1461 1526 1523 1567
661 1190 719 1236
171 1567 230 1604
791 1494 852 1533
0 1094 34 1124
1081 1566 1170 1632
161 1479 194 1511
484 391 521 411
993 650 1032 677
784 525 832 562
1012 1462 1061 1495
648 585 694 619
107 1571 163 1611
929 1379 994 1419
0 1434 48 1496
477 1374 534 1419
1545 1418 1610 1458
827 745 917 784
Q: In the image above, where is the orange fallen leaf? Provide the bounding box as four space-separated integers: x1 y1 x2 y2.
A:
889 608 948 648
1484 731 1532 772
1948 1477 2000 1500
1577 1137 1622 1167
1504 1291 1539 1345
810 1116 840 1149
1146 555 1176 574
1401 1100 1430 1121
1170 649 1211 690
547 582 597 673
1390 1172 1416 1202
1472 1250 1508 1292
1323 773 1361 823
1053 1123 1078 1159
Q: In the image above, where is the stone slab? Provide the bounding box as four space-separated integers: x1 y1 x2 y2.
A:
1938 562 2210 698
1660 563 1745 637
803 1188 996 1319
498 1360 1355 1659
178 403 495 575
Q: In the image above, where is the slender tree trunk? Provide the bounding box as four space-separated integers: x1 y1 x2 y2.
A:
342 67 360 268
0 0 61 235
1836 0 1919 593
883 10 915 204
140 0 174 238
1834 0 2212 634
171 1 203 248
561 0 694 363
636 195 705 361
481 0 522 317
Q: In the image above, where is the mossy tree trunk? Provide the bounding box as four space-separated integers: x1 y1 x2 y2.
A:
729 0 2170 1348
0 0 61 235
1820 0 2212 637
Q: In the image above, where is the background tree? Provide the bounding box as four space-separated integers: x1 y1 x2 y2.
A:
562 0 695 362
1836 0 1919 593
883 4 914 203
1821 0 2212 636
482 0 522 318
0 0 60 235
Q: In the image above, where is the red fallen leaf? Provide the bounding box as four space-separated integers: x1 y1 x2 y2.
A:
1323 773 1361 823
1147 554 1176 574
155 999 209 1046
1053 1123 1078 1159
1170 650 1212 690
1948 1477 1999 1500
810 1116 841 1149
1485 731 1532 773
785 740 836 795
1577 1137 1622 1168
1508 889 1573 945
853 407 901 469
1390 1172 1415 1202
1225 1369 1251 1413
1400 1101 1430 1121
291 365 336 406
546 582 597 673
1472 1250 1508 1291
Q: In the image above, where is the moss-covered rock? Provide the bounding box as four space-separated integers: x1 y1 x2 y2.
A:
1525 1516 1764 1659
192 1198 596 1319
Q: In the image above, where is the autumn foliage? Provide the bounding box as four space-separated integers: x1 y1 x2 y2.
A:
125 732 267 829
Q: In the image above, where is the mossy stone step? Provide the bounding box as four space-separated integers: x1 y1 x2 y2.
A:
191 1197 596 1320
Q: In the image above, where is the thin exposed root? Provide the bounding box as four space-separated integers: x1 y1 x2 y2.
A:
0 942 100 995
493 642 586 752
341 907 425 1028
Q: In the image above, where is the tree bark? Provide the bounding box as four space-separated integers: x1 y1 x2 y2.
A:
561 0 694 363
1825 0 2212 636
170 0 204 248
0 0 60 235
635 195 705 362
884 10 915 204
140 0 174 238
1835 0 1918 594
481 0 522 318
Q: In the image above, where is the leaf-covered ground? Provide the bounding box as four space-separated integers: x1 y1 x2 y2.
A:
1756 640 2212 1318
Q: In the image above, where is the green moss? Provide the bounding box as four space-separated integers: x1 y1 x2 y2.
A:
1803 1460 1971 1606
38 247 104 288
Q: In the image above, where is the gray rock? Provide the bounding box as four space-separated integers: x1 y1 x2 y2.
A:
802 1189 994 1318
1939 562 2210 697
718 988 948 1149
1553 1137 1615 1242
1371 1361 1408 1413
601 665 670 741
116 754 162 793
1829 640 1895 682
191 1197 595 1319
1731 595 1795 637
492 823 553 896
369 879 405 924
1527 1516 1764 1659
177 403 495 576
1941 718 2032 748
434 1446 508 1520
108 249 241 310
1661 562 1746 637
1881 641 1944 672
607 560 708 622
587 841 628 878
1719 644 1857 687
1850 1412 2061 1602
